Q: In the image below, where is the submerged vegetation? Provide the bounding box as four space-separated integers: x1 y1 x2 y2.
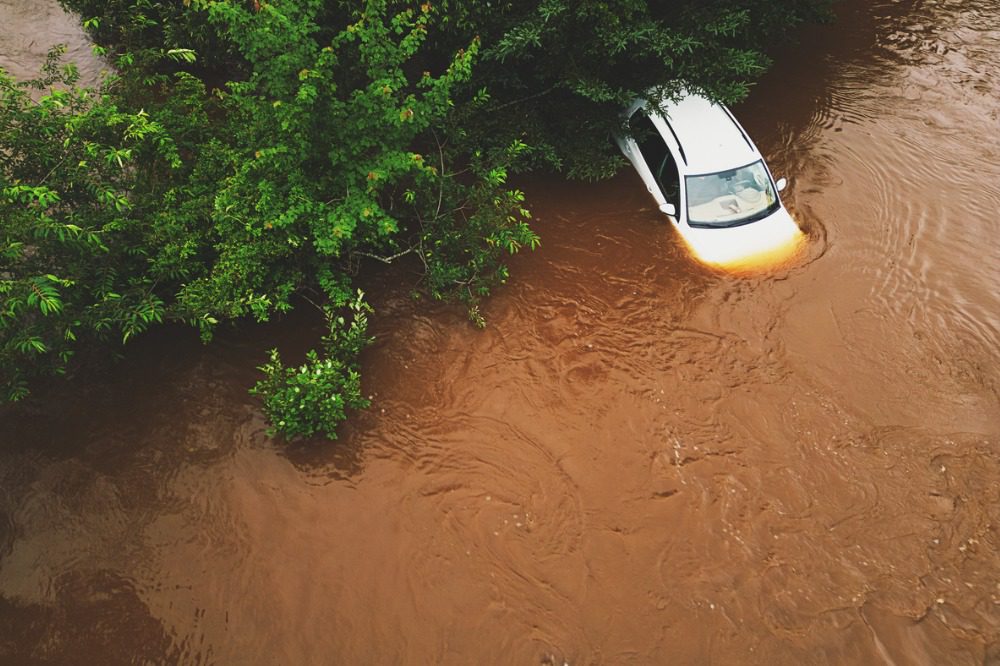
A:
1 0 831 437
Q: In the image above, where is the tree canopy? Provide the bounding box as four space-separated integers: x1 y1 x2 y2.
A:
2 0 831 437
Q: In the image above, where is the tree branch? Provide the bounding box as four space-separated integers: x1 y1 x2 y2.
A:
352 247 416 264
488 84 559 113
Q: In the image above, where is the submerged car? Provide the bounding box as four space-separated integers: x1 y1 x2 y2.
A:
616 92 800 265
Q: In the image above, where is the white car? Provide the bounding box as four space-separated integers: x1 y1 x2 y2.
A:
616 92 801 266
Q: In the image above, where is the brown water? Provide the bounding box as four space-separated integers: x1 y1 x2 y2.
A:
0 0 105 87
3 0 1000 663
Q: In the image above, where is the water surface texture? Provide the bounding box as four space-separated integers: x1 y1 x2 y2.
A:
0 0 104 86
2 0 1000 663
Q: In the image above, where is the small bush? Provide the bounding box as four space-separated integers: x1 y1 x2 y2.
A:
251 290 373 440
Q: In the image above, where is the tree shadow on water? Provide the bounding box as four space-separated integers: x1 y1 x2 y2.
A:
0 569 181 665
273 415 370 485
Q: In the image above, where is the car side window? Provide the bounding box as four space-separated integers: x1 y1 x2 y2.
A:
656 153 680 211
628 112 667 173
629 112 678 209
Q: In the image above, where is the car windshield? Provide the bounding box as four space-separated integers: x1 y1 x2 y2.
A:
685 160 779 227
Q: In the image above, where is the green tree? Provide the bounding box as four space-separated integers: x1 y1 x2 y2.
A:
5 2 539 439
0 50 181 400
172 0 536 324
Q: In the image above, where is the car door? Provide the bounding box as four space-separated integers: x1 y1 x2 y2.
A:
654 149 681 221
621 110 669 209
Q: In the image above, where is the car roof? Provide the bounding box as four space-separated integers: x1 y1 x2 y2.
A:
651 94 760 175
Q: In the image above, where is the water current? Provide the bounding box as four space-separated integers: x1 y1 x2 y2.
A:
0 0 104 87
2 0 1000 663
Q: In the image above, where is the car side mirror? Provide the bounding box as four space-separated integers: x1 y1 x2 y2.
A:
775 177 788 192
659 202 676 216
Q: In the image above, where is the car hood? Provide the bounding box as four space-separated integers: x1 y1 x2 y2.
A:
677 206 804 269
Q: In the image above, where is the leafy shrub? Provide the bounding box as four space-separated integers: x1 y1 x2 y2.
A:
250 290 372 440
0 49 181 401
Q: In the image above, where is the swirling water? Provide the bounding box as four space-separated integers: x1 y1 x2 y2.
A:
2 0 1000 663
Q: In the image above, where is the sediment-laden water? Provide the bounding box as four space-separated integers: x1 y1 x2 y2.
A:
0 0 104 87
2 0 999 663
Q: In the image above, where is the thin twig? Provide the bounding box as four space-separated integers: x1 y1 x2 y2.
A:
299 292 327 313
352 247 416 264
487 84 558 113
38 155 68 186
431 127 446 219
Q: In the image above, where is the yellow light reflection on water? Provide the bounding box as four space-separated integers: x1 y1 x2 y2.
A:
678 215 806 273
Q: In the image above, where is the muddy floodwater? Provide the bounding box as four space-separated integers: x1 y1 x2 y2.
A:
0 0 104 87
3 0 1000 663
